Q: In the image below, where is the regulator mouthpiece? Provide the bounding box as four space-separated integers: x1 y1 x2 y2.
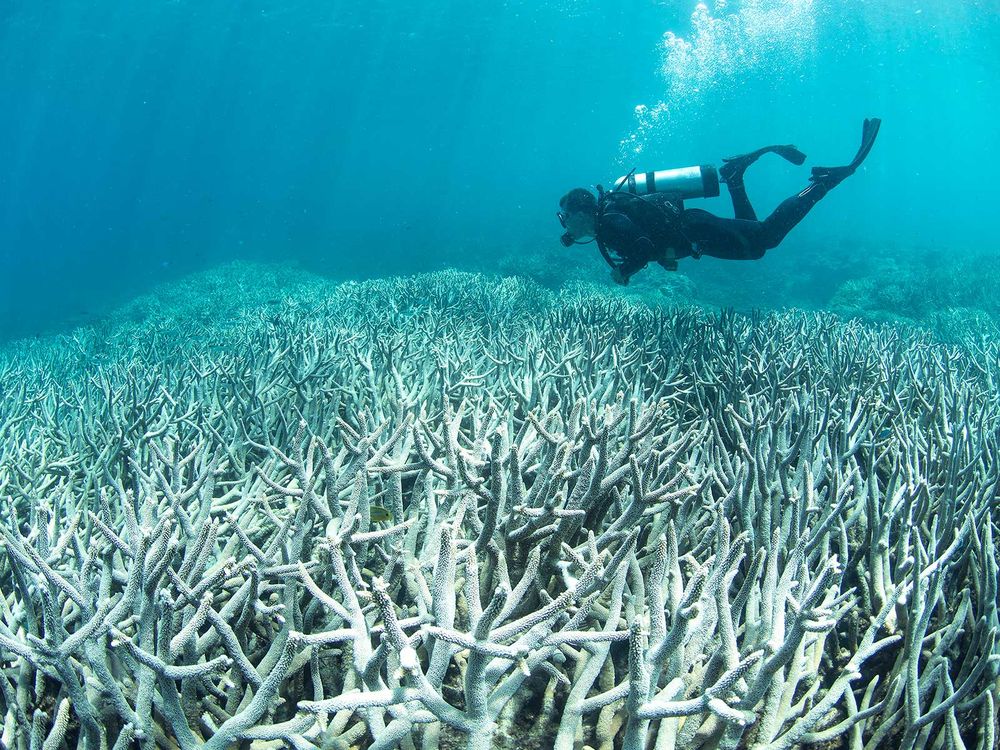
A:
614 165 720 200
560 231 575 247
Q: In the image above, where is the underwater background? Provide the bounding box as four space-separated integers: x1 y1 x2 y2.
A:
1 0 998 338
3 3 1000 749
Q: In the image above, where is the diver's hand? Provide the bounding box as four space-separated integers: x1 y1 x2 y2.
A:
611 268 629 286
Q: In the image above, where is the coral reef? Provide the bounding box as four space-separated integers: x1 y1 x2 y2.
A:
492 243 697 309
0 266 998 750
827 250 1000 332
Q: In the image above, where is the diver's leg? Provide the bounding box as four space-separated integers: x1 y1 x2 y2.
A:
754 184 828 249
720 144 806 220
681 209 768 260
723 174 758 221
681 119 881 261
757 118 882 249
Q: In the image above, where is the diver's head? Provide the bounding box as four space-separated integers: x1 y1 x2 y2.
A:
558 188 597 246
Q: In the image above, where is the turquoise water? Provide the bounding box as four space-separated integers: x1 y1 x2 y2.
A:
0 0 997 338
2 5 1000 746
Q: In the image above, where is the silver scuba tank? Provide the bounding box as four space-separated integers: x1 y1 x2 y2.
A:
613 165 720 200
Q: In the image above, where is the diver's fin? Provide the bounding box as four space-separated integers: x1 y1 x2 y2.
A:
771 144 807 166
720 144 806 184
810 118 881 187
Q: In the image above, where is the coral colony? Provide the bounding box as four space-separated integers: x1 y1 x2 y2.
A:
0 269 997 750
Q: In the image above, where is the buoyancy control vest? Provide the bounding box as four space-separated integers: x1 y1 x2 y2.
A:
594 186 692 270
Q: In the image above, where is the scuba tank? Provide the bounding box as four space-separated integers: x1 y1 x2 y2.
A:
613 165 720 200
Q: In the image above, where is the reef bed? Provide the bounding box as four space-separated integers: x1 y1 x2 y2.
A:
0 265 997 750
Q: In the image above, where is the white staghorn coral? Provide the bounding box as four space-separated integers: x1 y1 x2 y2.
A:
0 266 997 750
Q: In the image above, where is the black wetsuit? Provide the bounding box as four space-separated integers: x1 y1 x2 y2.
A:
595 177 832 280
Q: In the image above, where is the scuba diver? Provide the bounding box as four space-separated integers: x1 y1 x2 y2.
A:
557 118 881 285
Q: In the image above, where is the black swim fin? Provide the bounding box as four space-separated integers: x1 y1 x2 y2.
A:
720 144 807 184
810 117 881 187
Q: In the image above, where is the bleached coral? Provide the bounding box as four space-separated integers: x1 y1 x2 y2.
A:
0 268 997 749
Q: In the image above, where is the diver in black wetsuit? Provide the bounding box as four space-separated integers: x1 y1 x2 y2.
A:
557 118 881 285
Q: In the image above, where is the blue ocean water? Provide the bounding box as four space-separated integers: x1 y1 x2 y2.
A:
0 0 997 339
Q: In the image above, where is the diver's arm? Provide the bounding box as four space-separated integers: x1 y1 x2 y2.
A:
615 237 656 284
601 214 654 285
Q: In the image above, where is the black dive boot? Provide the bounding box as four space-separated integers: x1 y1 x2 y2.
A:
809 118 881 189
719 144 807 185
